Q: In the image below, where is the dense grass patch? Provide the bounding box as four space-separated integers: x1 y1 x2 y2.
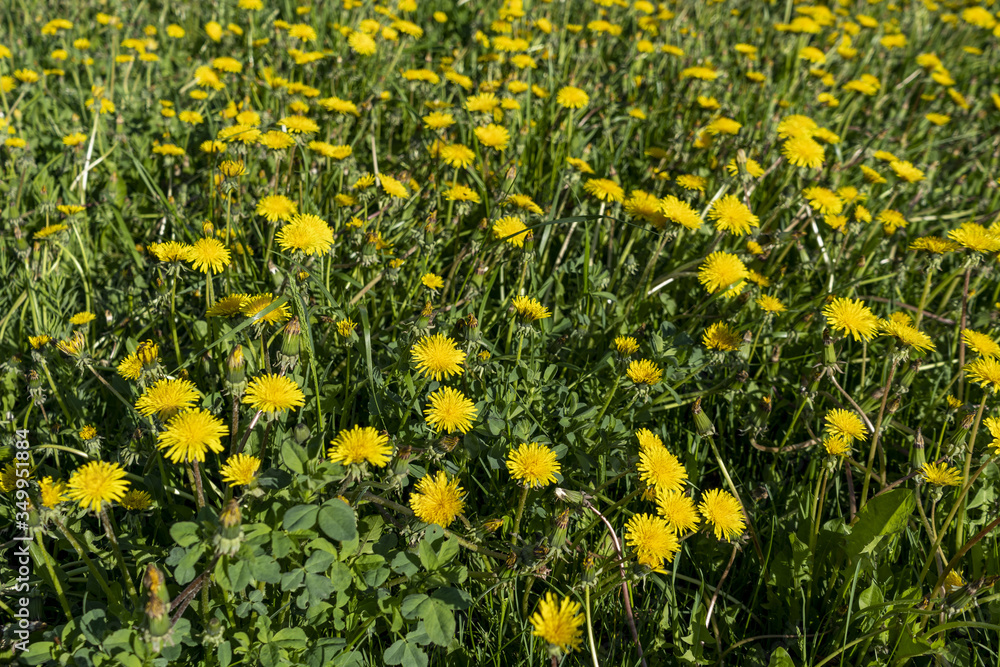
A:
2 0 1000 665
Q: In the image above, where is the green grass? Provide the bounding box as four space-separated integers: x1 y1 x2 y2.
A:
2 0 1000 666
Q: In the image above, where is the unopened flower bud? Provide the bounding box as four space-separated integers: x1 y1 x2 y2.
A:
214 498 244 557
692 398 716 436
226 345 247 395
278 317 301 370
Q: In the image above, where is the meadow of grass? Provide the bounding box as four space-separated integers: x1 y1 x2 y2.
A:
2 0 1000 665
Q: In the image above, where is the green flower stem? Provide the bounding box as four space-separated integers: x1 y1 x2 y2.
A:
169 273 183 367
100 506 140 608
809 467 828 553
52 516 115 601
190 460 206 509
705 435 765 567
585 586 600 667
587 372 622 438
953 392 987 550
913 269 934 329
581 498 648 667
917 455 995 590
934 513 1000 597
39 361 72 424
860 358 898 507
957 267 972 401
510 485 530 546
34 532 73 622
85 362 133 411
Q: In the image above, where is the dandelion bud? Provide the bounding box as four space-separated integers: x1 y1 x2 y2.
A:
887 396 901 414
912 428 926 469
294 422 310 444
692 398 716 436
26 370 44 404
554 488 585 505
278 317 301 370
143 564 171 639
737 330 753 361
214 498 244 557
136 340 160 372
202 220 214 236
226 345 247 395
550 509 572 551
943 409 974 459
822 328 838 366
202 617 224 647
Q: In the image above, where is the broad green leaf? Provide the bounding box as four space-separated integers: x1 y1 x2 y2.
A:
767 647 795 667
283 504 319 532
305 549 337 573
383 639 427 667
281 440 309 474
845 489 915 559
169 522 200 547
419 599 455 647
318 499 358 542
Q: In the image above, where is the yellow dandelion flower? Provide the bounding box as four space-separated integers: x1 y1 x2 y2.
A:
135 379 200 420
708 195 759 235
615 336 640 355
698 252 748 294
187 238 231 274
655 490 701 534
328 426 392 467
823 297 878 342
698 489 745 541
474 124 510 150
825 409 867 443
702 322 743 351
921 462 962 487
965 357 1000 393
511 295 551 321
493 216 532 247
583 178 625 203
556 85 589 109
157 409 227 464
962 330 1000 358
506 442 561 488
782 136 825 169
530 593 584 654
627 359 662 385
120 490 153 511
67 461 130 512
409 471 465 527
277 213 334 255
637 444 686 492
424 387 477 434
39 477 69 508
220 453 262 486
243 374 305 414
625 513 680 568
411 334 466 381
